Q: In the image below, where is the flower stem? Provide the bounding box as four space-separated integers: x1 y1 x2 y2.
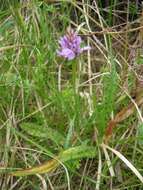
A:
72 60 78 93
58 64 62 91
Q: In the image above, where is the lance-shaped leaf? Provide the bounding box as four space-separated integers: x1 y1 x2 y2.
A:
10 145 96 176
21 122 65 146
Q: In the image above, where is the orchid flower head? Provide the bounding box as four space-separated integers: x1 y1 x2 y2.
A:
57 27 91 60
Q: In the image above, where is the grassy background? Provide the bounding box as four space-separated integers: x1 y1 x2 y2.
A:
0 0 143 189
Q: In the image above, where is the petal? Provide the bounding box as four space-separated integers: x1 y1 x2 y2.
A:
75 47 82 54
81 46 91 52
59 36 69 48
57 48 75 60
75 36 82 45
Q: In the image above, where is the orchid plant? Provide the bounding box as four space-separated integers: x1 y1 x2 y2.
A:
57 27 90 60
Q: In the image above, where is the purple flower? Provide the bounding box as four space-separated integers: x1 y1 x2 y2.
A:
57 28 91 60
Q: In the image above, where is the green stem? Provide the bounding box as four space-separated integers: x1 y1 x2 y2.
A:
72 59 78 93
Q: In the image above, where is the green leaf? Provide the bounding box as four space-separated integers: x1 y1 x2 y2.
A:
64 117 75 149
20 122 65 146
60 145 96 162
10 145 96 176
